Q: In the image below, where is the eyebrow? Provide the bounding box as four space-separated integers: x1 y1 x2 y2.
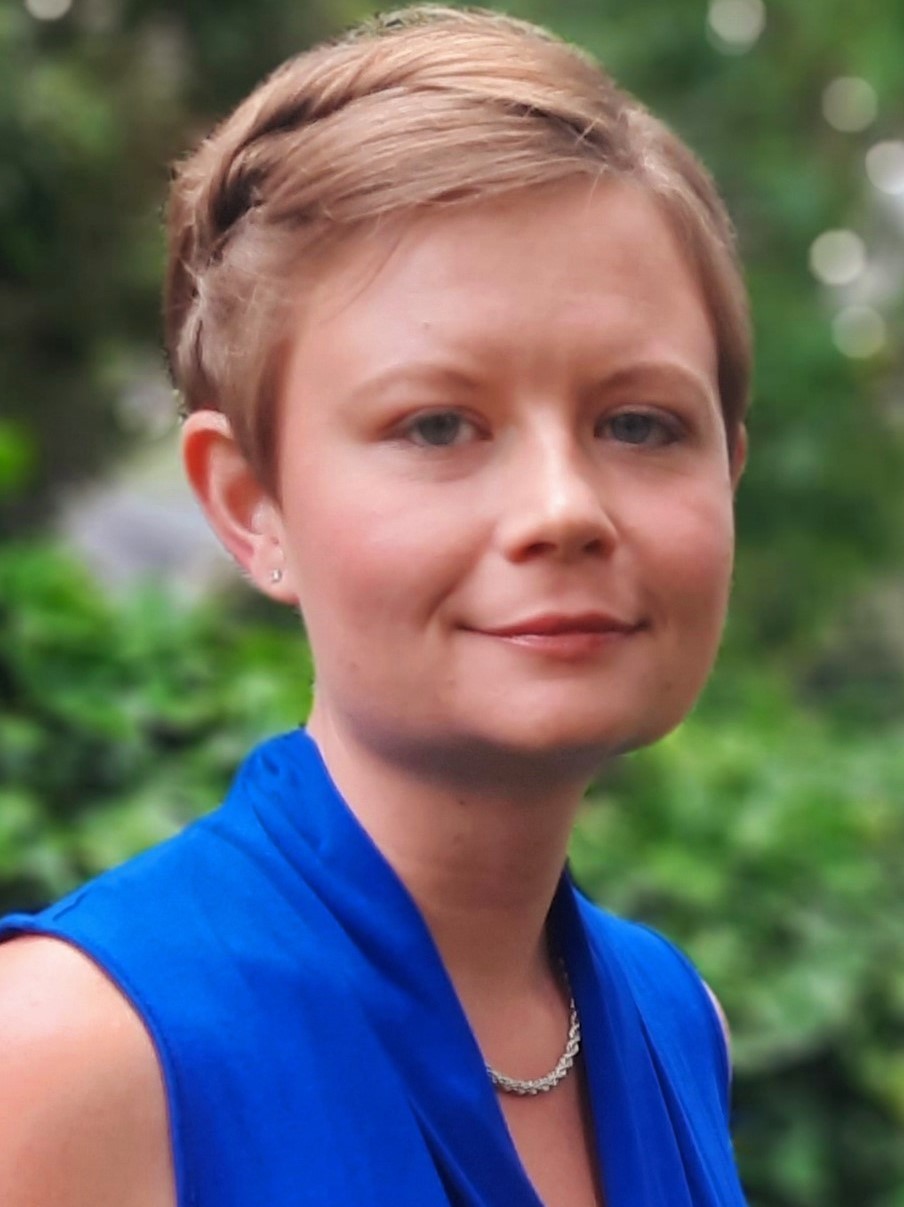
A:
595 361 717 402
347 358 719 410
347 363 482 402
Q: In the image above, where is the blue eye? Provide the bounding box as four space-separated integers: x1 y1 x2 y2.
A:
604 411 677 447
407 411 475 447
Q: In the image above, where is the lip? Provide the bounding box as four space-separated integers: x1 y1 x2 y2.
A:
477 612 642 638
467 613 645 660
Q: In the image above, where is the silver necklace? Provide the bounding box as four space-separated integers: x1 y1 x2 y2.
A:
486 970 581 1096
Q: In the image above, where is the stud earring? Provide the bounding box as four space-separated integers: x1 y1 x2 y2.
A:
269 568 284 585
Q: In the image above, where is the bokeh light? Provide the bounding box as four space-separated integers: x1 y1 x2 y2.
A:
707 0 766 54
865 141 904 195
832 305 887 358
24 0 73 19
822 77 878 133
809 230 867 286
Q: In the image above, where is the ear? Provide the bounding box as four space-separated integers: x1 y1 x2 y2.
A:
181 409 295 603
729 423 748 492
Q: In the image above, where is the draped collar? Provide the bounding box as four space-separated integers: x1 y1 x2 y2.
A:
223 729 743 1207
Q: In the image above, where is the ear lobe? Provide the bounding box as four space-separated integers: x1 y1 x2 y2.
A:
730 423 748 491
181 410 291 599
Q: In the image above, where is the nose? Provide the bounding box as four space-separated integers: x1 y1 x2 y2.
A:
497 429 617 563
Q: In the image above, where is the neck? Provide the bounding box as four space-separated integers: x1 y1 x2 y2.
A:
307 708 598 1003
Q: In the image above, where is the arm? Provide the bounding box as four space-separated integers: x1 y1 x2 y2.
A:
0 937 175 1207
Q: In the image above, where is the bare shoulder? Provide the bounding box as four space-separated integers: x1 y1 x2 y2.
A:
0 935 175 1207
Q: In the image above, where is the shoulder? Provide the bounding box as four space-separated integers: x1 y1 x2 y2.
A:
0 936 174 1207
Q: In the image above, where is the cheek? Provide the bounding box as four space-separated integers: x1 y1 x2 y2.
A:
641 483 736 620
285 484 473 627
633 485 735 729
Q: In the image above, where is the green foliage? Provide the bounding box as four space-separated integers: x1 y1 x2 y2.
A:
572 679 904 1203
0 543 311 910
0 421 35 499
0 0 362 533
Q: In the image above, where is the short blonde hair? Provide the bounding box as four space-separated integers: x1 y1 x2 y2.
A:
165 5 751 491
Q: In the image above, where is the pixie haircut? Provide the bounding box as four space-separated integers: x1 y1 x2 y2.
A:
165 5 751 492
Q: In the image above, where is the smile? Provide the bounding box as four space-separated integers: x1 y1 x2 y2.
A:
467 614 646 660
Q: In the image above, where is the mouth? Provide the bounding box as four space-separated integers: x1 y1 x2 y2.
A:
480 613 641 638
467 613 646 659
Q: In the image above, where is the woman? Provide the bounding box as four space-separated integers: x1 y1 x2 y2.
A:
0 8 750 1205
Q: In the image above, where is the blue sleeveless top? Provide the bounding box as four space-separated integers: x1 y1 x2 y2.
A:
0 730 747 1206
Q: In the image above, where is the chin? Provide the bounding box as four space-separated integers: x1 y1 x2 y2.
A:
470 690 696 771
459 714 649 775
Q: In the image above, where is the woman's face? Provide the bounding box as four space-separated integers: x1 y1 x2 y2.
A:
272 180 743 773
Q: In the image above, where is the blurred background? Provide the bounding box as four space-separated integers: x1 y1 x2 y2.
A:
1 0 903 1201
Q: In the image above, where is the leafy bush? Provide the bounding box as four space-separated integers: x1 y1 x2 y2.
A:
573 690 904 1205
0 542 311 910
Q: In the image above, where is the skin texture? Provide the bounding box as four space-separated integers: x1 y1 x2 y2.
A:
0 179 745 1207
275 182 741 783
0 937 174 1207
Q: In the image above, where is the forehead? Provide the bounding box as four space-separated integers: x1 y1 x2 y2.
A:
286 179 718 399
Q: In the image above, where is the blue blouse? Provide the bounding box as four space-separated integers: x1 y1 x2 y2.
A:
0 729 747 1206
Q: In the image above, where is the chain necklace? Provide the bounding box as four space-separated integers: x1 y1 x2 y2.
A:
486 967 582 1096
